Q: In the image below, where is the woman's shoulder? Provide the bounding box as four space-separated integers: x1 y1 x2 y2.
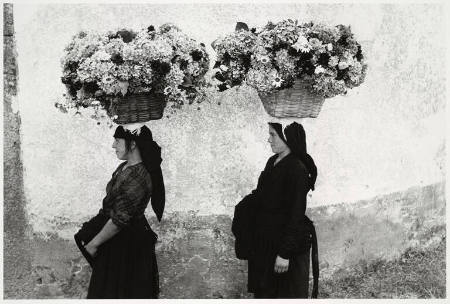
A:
117 163 151 186
265 154 278 165
113 161 127 173
261 154 277 172
285 154 308 174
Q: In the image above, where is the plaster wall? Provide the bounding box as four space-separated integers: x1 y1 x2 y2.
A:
3 3 35 298
4 2 447 299
13 3 446 239
29 182 446 298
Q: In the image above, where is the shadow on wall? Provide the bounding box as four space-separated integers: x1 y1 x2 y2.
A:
27 182 445 299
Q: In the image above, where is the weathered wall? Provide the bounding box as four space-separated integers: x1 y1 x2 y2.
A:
30 182 445 298
4 2 446 299
3 3 34 298
13 3 446 237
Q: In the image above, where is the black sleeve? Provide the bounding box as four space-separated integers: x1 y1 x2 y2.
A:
246 155 276 199
278 162 309 259
110 169 149 228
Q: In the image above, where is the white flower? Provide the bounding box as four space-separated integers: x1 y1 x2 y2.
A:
346 56 355 67
326 43 333 51
220 64 228 72
246 67 273 92
299 45 311 53
272 77 283 87
292 35 309 52
118 80 129 96
122 44 136 60
76 88 86 100
315 66 326 74
297 35 308 44
163 86 173 95
102 75 115 84
341 51 355 67
270 71 283 88
62 25 210 107
257 54 270 64
309 38 323 50
94 50 111 61
328 56 339 67
338 61 349 70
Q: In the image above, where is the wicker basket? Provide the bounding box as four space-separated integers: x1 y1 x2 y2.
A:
107 92 166 124
259 79 325 118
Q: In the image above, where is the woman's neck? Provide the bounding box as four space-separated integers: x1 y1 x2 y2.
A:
124 151 142 168
275 149 291 164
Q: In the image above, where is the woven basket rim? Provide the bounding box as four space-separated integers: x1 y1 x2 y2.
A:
257 78 322 97
107 92 167 123
258 78 325 118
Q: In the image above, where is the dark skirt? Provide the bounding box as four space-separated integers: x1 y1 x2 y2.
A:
75 213 159 299
247 234 310 298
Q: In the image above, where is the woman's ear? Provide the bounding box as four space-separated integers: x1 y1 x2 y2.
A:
130 140 137 150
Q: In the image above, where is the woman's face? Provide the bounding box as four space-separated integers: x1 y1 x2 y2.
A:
268 125 289 154
112 137 128 160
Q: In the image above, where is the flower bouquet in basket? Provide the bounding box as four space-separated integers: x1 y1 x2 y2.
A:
212 20 367 118
58 24 210 124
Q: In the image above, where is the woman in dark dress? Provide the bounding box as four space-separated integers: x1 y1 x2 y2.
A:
74 125 165 299
245 121 318 298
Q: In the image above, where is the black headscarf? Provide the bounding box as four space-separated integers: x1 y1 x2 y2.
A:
268 122 287 144
114 125 165 221
268 122 318 191
284 122 317 191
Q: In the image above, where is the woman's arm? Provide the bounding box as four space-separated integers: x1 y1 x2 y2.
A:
247 156 276 199
274 163 309 272
85 168 150 257
277 162 309 260
85 219 121 257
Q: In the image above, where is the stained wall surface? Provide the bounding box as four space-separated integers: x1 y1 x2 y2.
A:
15 2 446 238
5 2 446 299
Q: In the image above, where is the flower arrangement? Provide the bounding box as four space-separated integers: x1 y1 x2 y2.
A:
212 19 367 98
59 23 210 117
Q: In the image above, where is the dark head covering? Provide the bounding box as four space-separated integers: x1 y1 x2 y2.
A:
268 122 287 144
114 125 165 221
283 122 317 191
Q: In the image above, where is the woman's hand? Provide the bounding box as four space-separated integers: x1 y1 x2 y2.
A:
84 242 98 258
274 255 289 273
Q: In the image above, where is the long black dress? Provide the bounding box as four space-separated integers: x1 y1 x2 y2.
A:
247 153 311 298
75 162 159 299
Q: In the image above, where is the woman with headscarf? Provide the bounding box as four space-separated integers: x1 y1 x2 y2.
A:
74 125 165 299
241 121 318 298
